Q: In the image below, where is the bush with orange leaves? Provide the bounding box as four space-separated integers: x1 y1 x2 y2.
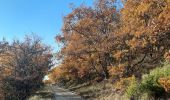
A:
164 51 170 62
158 76 170 92
109 64 126 80
113 76 136 93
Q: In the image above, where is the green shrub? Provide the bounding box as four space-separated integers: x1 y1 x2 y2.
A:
126 63 170 98
126 77 139 98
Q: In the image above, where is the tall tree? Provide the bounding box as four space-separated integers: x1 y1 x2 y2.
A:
0 35 53 100
55 0 120 84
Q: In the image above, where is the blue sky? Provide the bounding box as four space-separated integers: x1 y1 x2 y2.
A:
0 0 93 51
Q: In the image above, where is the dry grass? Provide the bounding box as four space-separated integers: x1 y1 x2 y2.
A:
68 81 122 100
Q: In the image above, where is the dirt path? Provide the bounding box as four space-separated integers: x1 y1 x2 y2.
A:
51 85 83 100
28 85 84 100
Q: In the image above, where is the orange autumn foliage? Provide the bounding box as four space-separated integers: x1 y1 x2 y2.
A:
158 76 170 92
51 0 170 87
